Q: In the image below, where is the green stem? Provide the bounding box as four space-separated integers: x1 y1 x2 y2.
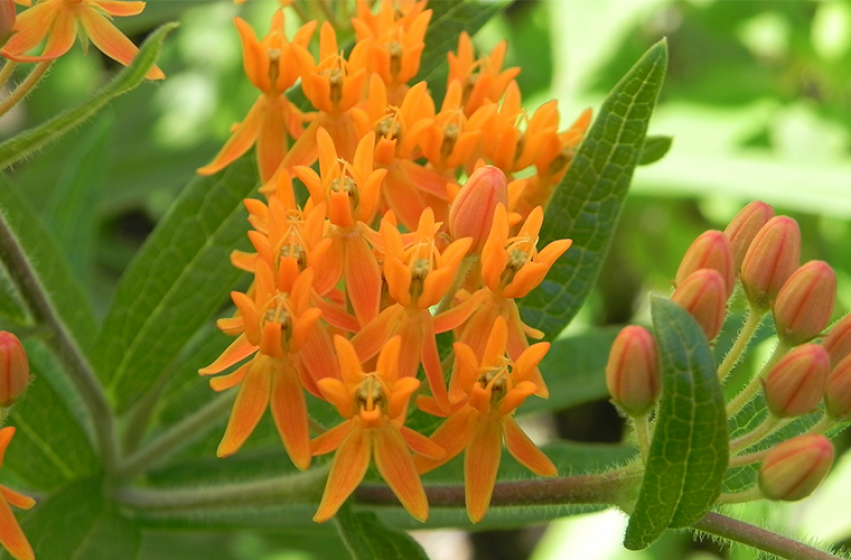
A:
117 391 235 480
716 486 762 505
0 61 52 118
0 60 17 92
726 342 789 418
804 414 834 436
730 416 790 453
435 254 478 315
729 448 769 467
693 512 842 560
0 206 119 473
717 308 765 382
633 413 652 462
119 463 331 512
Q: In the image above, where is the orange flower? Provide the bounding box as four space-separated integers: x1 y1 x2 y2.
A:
447 32 519 116
415 317 555 523
200 262 324 470
311 335 445 523
198 12 316 182
0 427 35 560
2 0 164 79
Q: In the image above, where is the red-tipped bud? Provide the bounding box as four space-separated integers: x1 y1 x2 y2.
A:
449 166 507 253
0 332 29 407
762 344 829 417
724 201 775 271
821 313 851 367
825 354 851 419
605 326 660 416
670 269 727 341
759 434 833 501
773 261 836 346
0 0 14 47
675 230 735 298
740 216 801 310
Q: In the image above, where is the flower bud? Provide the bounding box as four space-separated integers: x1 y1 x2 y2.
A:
448 166 507 253
821 313 851 367
773 261 836 346
723 201 775 271
605 326 660 416
0 0 14 47
759 434 833 501
740 216 801 310
762 344 829 417
0 332 29 407
670 269 727 341
675 230 735 298
825 354 851 419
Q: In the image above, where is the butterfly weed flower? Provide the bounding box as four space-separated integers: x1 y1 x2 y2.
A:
0 427 35 560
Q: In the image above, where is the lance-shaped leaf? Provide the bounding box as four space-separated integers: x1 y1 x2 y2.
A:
96 158 258 413
624 297 728 550
335 504 429 560
638 135 673 166
519 40 668 339
0 23 176 171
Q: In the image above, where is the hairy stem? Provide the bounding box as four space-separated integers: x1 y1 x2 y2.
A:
717 308 765 382
117 391 236 480
633 413 652 462
727 341 789 418
0 61 52 118
693 512 842 560
0 208 118 473
730 416 790 453
0 60 17 92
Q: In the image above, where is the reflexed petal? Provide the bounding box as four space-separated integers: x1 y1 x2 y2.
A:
217 360 272 457
344 235 381 325
198 98 265 175
270 360 311 470
0 495 33 560
199 335 256 375
401 426 446 460
432 290 484 333
465 417 503 523
11 9 75 61
229 249 256 272
374 425 428 522
413 406 476 474
2 0 59 57
256 98 288 183
311 420 353 456
506 307 548 398
421 319 450 412
78 10 164 79
503 416 556 477
209 362 249 392
313 296 359 332
350 305 400 362
93 1 146 17
314 427 371 523
0 487 34 510
0 428 12 467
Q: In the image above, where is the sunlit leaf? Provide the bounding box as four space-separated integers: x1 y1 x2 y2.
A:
335 504 429 560
638 135 673 165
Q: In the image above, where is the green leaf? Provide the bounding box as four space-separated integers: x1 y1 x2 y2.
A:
638 135 673 166
0 23 176 171
96 157 258 412
0 479 141 560
0 179 99 357
519 39 668 340
518 328 619 415
624 297 728 550
5 346 98 490
335 504 429 560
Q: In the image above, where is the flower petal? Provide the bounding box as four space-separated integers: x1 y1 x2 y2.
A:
465 417 503 523
209 362 249 392
1 0 59 58
314 426 371 523
317 377 354 419
199 334 256 375
503 416 556 477
9 9 75 62
217 359 271 457
401 426 446 460
0 494 33 560
311 420 353 456
78 9 164 79
270 359 311 470
93 1 146 17
0 428 12 468
344 235 381 326
413 406 476 474
0 487 34 511
198 97 265 176
374 424 429 522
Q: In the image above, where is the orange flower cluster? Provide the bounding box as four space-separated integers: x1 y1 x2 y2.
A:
201 0 588 524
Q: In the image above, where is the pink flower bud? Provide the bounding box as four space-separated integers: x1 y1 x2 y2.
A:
825 354 851 419
0 0 14 46
670 269 728 341
0 332 29 407
759 434 833 501
762 344 829 417
724 201 775 271
773 261 836 346
821 313 851 367
675 230 735 298
448 166 507 253
605 326 660 416
740 216 801 310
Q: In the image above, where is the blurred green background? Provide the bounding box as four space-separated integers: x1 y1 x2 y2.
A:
2 0 851 559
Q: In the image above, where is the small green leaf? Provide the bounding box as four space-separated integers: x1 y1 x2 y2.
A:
335 503 429 560
519 39 668 340
0 479 141 560
624 297 728 550
96 158 258 413
0 23 176 171
638 135 673 165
